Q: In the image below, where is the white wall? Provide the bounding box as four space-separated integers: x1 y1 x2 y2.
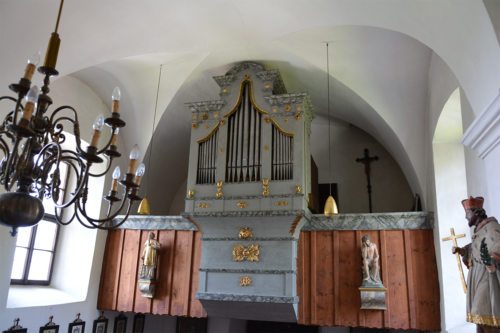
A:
310 117 413 213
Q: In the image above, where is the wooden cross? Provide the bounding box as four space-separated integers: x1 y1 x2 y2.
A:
355 148 378 213
442 228 467 293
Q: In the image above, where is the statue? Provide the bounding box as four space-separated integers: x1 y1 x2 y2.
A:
361 235 381 286
141 232 160 279
138 232 160 298
452 196 500 332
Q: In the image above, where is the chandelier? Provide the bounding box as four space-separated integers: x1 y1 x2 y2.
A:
0 0 145 236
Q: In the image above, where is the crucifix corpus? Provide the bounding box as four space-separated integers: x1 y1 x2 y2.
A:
442 227 467 293
355 148 378 213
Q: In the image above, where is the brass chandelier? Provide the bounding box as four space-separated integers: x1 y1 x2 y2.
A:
0 0 145 236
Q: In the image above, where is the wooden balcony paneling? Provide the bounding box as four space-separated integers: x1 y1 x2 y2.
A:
98 229 439 330
297 230 441 331
98 229 206 318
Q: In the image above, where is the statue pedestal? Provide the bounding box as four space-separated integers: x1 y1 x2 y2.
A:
359 286 387 310
138 278 156 298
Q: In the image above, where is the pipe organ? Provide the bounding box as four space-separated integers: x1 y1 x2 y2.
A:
185 62 313 322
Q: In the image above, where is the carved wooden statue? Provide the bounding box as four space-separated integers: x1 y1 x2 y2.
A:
359 235 386 310
452 197 500 332
138 232 161 298
361 235 382 286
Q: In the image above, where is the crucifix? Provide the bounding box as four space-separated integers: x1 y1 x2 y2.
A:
355 148 378 213
442 228 467 293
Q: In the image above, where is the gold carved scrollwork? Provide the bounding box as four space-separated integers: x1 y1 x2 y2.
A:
187 189 195 199
232 244 260 262
239 227 253 239
237 201 248 209
216 180 224 199
295 185 302 194
198 202 210 209
240 276 252 287
274 200 289 207
262 178 270 197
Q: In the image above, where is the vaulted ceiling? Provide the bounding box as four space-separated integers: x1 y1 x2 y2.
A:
1 0 499 213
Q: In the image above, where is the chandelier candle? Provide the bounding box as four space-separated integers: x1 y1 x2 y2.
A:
112 87 121 114
134 163 146 186
111 166 121 192
21 86 39 122
23 53 40 81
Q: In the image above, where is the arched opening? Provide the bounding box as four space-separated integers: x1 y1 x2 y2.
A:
432 88 472 332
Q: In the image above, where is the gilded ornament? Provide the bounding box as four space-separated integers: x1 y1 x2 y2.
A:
295 185 302 194
216 180 224 199
264 117 272 123
274 200 289 207
272 107 278 113
264 83 272 90
202 112 209 120
213 111 219 119
294 111 302 120
197 202 210 209
187 189 195 199
262 178 270 197
239 227 253 239
240 276 252 287
233 244 260 262
284 104 292 112
192 123 198 129
237 201 248 209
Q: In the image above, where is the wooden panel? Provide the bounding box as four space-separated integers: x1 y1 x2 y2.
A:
314 231 334 326
116 229 141 311
97 229 124 310
297 229 440 331
152 230 177 314
410 230 441 331
189 231 206 318
170 231 194 316
383 231 410 329
337 231 360 327
133 230 154 313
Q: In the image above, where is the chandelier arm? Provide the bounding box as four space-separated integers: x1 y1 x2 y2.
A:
53 205 77 226
88 156 113 177
75 193 131 227
48 105 85 153
3 137 21 192
52 160 89 209
75 199 133 230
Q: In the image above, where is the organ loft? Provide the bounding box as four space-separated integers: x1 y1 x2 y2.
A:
98 62 440 331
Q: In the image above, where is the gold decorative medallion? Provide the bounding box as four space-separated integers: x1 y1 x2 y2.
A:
197 202 210 209
216 180 224 199
240 276 252 287
237 201 248 209
239 227 253 239
187 189 195 199
232 244 260 262
284 104 292 112
274 200 289 207
295 185 302 194
262 178 270 197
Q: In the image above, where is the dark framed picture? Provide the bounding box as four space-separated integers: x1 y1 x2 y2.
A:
40 325 59 333
92 317 107 333
132 314 145 333
3 329 27 333
68 322 85 333
113 314 127 333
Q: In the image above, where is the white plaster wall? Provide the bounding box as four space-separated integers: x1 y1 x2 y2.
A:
310 117 413 213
